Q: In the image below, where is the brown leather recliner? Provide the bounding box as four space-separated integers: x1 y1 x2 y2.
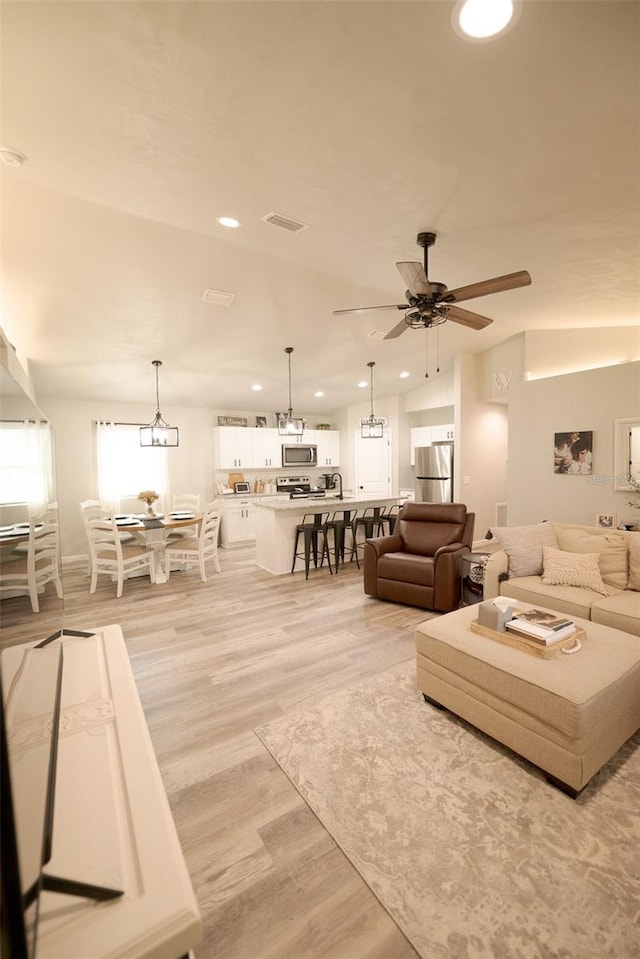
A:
363 502 475 612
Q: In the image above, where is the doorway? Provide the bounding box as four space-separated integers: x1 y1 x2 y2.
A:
354 430 392 496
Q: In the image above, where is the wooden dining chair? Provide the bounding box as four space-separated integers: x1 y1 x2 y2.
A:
0 511 63 612
164 504 221 582
168 493 202 539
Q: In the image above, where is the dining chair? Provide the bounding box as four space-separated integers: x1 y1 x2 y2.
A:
168 493 202 539
0 511 63 612
164 504 221 582
81 505 155 597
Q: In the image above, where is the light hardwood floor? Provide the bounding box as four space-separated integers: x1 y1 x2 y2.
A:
1 547 430 959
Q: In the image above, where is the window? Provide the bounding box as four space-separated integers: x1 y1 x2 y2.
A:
0 421 52 508
96 423 169 511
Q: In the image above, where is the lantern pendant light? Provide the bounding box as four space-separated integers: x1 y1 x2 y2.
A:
140 360 179 447
361 361 384 439
277 347 304 435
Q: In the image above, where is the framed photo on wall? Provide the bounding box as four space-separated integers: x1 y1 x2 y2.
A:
553 430 593 474
595 513 616 529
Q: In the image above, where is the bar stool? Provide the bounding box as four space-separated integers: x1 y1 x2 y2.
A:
326 508 359 572
291 511 332 579
354 506 386 556
378 503 401 535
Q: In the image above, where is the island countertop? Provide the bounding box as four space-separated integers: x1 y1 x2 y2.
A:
254 495 403 574
255 494 403 512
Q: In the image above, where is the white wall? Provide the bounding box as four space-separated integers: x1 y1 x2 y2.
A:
504 361 639 526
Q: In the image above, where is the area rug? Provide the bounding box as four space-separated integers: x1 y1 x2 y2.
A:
255 660 640 959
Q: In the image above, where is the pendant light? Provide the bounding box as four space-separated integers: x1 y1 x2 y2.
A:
361 361 384 439
140 360 179 447
277 347 304 435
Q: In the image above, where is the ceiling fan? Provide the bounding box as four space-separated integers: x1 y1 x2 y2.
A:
333 232 531 339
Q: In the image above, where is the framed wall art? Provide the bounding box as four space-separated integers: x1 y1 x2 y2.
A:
553 430 593 474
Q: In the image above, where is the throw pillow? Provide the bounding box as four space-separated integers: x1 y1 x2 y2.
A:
541 546 616 596
490 522 558 578
554 526 628 589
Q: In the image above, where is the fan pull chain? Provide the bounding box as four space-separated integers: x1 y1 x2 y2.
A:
436 324 440 373
425 329 429 378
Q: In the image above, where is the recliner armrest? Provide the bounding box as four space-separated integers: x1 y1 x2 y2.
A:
366 533 403 559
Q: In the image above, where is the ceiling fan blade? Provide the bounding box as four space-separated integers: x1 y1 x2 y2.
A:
444 270 532 304
396 261 431 297
333 304 409 316
445 305 493 330
384 317 410 339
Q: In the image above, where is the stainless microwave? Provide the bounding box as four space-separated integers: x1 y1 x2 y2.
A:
282 444 318 467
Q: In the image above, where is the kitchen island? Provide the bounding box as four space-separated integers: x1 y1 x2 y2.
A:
255 495 402 575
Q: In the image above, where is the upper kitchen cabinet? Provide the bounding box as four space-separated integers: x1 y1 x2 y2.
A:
213 427 255 469
252 428 281 468
431 425 455 443
315 430 340 467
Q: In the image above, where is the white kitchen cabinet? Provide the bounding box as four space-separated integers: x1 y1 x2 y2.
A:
316 430 341 467
252 428 281 467
431 424 455 443
214 427 255 469
410 427 432 465
220 498 257 546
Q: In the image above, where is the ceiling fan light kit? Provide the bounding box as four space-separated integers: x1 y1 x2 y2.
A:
333 230 531 343
277 347 304 436
361 361 385 439
140 360 179 447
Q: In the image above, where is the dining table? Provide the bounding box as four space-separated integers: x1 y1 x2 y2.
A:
110 513 203 584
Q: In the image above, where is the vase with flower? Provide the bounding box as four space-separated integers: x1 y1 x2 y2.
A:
138 489 159 517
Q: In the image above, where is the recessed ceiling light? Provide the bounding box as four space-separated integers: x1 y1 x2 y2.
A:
400 371 410 379
455 0 514 39
314 391 324 398
358 380 368 389
202 288 236 306
251 384 263 392
216 216 240 228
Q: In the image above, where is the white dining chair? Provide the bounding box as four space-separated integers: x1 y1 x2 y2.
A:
168 493 202 539
81 505 155 597
164 504 221 582
0 512 63 612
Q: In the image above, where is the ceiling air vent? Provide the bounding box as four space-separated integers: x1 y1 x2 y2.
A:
202 288 236 306
261 212 309 233
367 329 388 340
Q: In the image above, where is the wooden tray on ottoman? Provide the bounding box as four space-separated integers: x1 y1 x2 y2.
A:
470 619 586 658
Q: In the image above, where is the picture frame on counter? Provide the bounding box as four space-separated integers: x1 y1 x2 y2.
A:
595 512 616 529
255 416 267 428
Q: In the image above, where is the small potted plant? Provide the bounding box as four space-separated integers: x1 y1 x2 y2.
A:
624 473 640 530
138 489 159 517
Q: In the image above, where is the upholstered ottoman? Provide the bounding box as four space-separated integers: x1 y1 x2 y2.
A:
415 604 640 796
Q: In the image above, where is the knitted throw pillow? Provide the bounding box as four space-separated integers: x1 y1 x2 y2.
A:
541 546 615 596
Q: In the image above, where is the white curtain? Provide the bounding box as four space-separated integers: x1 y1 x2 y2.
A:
0 421 51 515
96 422 169 515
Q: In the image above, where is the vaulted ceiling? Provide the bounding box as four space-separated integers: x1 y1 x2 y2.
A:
1 1 638 415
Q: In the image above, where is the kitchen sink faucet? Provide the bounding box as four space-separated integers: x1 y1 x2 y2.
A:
332 473 344 500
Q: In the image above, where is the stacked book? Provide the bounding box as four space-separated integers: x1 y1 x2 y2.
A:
504 608 576 646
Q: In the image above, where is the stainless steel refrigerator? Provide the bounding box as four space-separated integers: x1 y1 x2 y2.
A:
414 444 453 503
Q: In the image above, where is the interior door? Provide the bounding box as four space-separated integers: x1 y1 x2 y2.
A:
355 430 392 496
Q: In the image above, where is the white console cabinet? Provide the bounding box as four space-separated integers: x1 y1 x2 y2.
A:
1 627 201 959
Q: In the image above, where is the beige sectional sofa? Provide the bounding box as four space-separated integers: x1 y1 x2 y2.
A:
483 522 640 637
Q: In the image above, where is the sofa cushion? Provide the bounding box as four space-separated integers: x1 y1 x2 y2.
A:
541 546 615 596
500 575 597 621
591 589 640 636
628 532 640 591
554 526 628 589
490 522 558 577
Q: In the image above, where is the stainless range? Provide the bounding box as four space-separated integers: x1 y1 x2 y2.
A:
275 476 325 499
